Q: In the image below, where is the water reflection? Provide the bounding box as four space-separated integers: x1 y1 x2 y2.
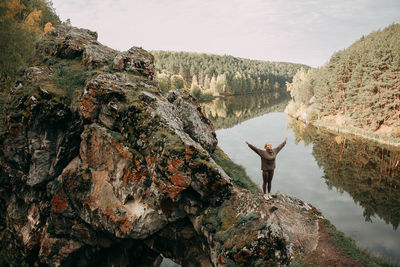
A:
201 92 289 130
207 93 400 262
287 119 400 229
216 110 400 263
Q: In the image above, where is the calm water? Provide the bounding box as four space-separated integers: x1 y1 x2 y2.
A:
203 94 400 264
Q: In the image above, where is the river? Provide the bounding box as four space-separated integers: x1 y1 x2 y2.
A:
202 93 400 264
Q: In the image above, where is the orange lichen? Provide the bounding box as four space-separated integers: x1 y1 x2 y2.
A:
145 156 155 166
122 167 144 185
134 159 141 170
120 208 136 234
9 127 19 135
101 206 134 235
84 196 96 209
104 207 116 218
218 255 225 264
167 158 184 173
166 158 190 187
78 87 103 119
115 58 124 70
163 184 185 200
78 90 98 119
116 143 133 162
51 188 68 213
168 172 188 187
119 219 133 234
139 133 148 142
148 66 155 75
185 146 195 162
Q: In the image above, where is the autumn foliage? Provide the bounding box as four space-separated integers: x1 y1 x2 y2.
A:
0 0 60 90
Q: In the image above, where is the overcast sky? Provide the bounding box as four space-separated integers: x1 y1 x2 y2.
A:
51 0 399 67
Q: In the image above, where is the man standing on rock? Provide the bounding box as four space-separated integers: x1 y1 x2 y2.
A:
245 138 287 200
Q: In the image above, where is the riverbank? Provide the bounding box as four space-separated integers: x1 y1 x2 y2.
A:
291 217 397 267
311 120 400 148
301 118 400 149
284 104 400 148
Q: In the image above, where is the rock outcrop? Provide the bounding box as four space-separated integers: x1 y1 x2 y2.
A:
0 26 321 266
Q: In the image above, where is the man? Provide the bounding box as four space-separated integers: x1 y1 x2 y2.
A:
245 137 287 200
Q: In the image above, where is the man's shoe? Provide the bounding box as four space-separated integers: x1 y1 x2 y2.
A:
264 193 272 200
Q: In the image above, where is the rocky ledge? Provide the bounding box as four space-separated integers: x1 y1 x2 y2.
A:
0 26 321 266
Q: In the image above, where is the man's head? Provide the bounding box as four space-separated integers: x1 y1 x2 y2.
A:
264 142 272 151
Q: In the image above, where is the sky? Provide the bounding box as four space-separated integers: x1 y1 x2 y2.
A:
51 0 400 67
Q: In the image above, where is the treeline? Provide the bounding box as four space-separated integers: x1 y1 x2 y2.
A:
286 23 400 137
152 50 309 97
0 0 61 91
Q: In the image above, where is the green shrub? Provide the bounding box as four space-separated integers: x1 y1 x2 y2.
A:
212 147 261 194
235 211 258 227
52 61 96 101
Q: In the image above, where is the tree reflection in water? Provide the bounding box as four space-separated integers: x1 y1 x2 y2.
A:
201 93 289 130
288 118 400 229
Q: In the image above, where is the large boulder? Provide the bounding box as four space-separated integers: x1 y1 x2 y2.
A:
0 26 321 266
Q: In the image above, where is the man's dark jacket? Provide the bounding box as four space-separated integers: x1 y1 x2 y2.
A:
248 140 286 170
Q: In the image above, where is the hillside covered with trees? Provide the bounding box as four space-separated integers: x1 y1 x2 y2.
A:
0 0 61 90
152 50 309 98
0 0 61 134
286 23 400 142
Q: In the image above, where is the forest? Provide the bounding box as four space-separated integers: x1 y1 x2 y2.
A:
286 24 400 139
152 50 309 98
0 0 61 134
0 0 61 90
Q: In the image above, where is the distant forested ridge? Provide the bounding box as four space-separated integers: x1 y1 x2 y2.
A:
286 23 400 142
152 50 309 97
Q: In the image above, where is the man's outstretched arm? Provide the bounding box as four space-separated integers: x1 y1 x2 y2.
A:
274 137 287 154
245 141 262 156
